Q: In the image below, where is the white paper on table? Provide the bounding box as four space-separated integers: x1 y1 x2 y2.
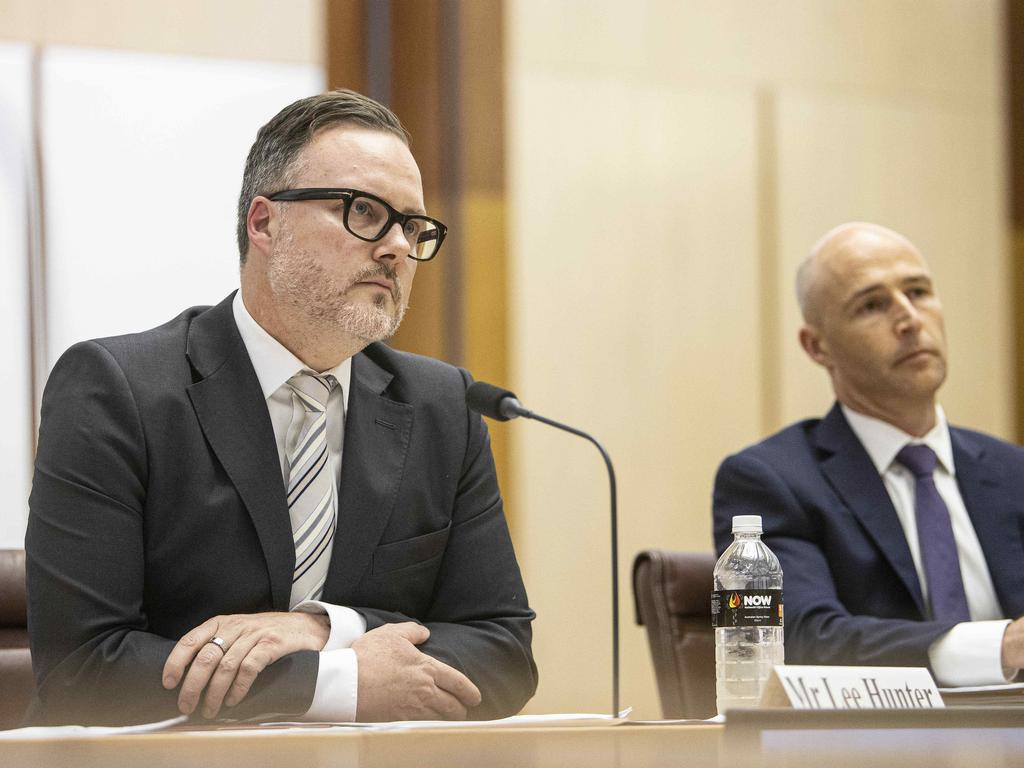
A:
623 714 725 725
253 710 634 732
938 682 1024 694
0 715 188 741
0 710 636 740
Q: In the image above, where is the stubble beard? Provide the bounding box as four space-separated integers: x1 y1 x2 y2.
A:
267 230 407 345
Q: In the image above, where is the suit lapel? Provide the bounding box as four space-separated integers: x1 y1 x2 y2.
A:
952 429 1024 617
185 293 294 610
815 403 927 615
323 349 413 601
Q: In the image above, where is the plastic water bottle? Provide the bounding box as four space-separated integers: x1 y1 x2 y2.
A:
711 514 784 715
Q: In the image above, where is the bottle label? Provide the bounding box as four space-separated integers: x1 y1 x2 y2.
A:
711 589 784 627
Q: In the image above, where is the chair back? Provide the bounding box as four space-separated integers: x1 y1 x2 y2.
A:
632 549 717 719
0 549 32 729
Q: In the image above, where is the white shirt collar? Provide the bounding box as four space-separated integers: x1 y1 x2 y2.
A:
231 291 352 406
841 403 955 477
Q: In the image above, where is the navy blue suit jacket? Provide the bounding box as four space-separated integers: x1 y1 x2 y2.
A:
713 403 1024 668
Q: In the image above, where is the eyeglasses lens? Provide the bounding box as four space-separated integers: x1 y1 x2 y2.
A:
346 196 389 240
346 194 440 260
412 224 440 260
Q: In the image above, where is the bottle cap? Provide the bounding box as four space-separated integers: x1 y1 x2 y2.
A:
732 515 762 533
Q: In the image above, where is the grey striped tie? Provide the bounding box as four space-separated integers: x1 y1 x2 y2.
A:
285 372 338 608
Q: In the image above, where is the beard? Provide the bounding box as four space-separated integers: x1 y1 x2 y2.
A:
267 229 407 344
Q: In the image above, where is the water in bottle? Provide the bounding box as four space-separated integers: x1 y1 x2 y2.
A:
711 514 784 715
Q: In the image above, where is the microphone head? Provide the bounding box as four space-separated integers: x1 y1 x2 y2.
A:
466 381 521 421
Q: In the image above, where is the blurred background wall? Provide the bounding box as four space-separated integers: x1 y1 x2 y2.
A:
1 0 1020 720
507 0 1014 718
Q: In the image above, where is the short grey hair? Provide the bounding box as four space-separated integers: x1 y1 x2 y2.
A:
796 223 857 325
236 89 409 261
795 252 818 324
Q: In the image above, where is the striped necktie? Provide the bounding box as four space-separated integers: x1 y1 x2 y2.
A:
285 372 339 608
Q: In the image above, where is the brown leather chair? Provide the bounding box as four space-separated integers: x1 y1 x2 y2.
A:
0 549 32 729
632 549 717 719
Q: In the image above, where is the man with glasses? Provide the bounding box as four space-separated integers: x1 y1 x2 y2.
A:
27 89 537 725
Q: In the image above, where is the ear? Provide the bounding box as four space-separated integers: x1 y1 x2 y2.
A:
246 197 274 258
799 324 831 369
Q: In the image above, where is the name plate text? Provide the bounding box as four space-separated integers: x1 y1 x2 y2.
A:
761 665 944 710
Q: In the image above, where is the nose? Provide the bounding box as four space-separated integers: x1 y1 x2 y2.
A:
372 221 411 263
893 293 922 335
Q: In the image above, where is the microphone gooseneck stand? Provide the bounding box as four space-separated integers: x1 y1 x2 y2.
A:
465 382 620 718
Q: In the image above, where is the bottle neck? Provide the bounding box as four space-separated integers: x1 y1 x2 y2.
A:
732 531 762 541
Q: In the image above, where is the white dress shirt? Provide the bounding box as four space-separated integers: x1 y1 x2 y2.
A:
841 404 1014 685
232 291 366 720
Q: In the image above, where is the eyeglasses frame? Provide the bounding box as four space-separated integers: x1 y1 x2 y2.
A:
266 187 447 261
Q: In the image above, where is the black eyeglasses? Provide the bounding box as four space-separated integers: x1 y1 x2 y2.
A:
267 187 447 261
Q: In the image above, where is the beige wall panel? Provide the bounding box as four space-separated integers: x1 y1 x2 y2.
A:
774 91 1010 437
507 0 1006 722
0 0 324 64
511 0 999 107
507 69 760 716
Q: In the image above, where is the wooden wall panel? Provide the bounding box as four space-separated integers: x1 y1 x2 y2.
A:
775 92 1010 436
325 1 513 518
1009 0 1024 441
386 0 451 364
507 69 760 716
507 0 1008 720
326 0 365 92
0 0 324 64
456 1 513 529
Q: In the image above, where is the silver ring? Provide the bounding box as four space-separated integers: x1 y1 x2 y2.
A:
209 636 227 653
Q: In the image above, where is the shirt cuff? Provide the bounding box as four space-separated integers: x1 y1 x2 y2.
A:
928 620 1014 686
301 648 359 722
292 600 367 650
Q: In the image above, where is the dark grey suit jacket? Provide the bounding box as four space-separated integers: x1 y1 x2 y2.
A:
26 293 537 725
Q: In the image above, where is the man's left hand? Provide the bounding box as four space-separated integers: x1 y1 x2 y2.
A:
161 611 330 718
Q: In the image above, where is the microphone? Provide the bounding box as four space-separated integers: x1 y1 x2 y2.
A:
464 381 531 421
466 380 621 718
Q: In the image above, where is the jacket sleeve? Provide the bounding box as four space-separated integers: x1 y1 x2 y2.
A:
712 449 956 669
26 341 317 726
355 368 537 720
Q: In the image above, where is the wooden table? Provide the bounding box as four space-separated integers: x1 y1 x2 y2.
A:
3 723 721 768
725 707 1024 767
5 709 1022 768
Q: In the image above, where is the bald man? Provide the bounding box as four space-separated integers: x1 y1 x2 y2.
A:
712 222 1024 686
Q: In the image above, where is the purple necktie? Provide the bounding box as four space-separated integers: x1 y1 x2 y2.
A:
896 444 971 623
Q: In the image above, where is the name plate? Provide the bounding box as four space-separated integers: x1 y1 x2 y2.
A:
761 665 944 710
